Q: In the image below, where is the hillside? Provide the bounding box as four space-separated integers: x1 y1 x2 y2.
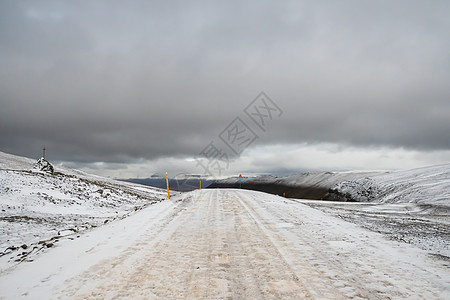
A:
299 164 450 257
0 151 167 270
208 171 384 199
324 164 450 210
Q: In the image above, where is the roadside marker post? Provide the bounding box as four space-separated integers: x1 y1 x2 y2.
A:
166 172 170 199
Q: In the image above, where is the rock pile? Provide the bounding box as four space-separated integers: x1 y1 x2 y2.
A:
34 157 54 174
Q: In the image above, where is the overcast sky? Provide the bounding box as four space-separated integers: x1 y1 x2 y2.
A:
1 0 449 178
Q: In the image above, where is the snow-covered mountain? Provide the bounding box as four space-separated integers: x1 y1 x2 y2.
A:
324 164 450 209
0 151 167 270
208 171 384 199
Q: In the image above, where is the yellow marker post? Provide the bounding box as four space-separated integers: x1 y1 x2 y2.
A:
165 172 170 199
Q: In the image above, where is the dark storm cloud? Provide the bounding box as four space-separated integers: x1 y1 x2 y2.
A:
1 0 449 164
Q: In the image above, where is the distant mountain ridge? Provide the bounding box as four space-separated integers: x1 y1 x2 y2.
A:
121 177 214 192
207 171 384 199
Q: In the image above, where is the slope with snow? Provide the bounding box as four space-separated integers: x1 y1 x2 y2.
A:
303 164 450 258
0 151 168 271
209 171 384 199
325 164 450 208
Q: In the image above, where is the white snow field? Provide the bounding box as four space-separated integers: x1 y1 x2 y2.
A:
0 189 449 299
325 164 450 207
310 164 450 258
0 151 167 271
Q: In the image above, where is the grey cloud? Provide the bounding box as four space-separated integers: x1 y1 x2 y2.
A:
1 0 449 166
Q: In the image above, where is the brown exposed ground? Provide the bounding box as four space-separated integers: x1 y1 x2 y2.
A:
208 181 329 199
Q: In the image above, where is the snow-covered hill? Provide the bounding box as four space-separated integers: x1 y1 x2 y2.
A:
296 164 450 258
0 151 168 270
209 171 384 199
324 164 450 210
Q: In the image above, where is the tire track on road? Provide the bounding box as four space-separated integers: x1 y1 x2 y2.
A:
234 190 351 299
236 190 448 299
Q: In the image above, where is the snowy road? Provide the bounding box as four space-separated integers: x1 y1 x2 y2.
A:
1 189 449 299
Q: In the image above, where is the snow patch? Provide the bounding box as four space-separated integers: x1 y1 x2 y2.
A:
0 151 169 271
